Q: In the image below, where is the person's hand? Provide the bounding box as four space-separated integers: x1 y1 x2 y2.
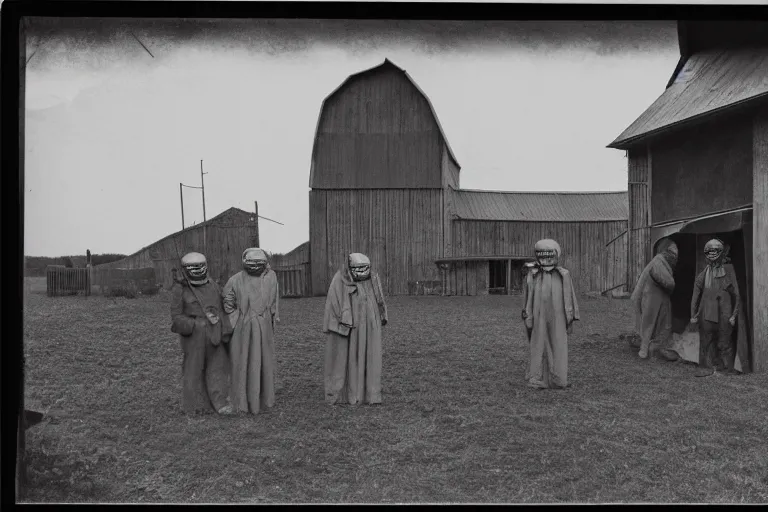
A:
381 318 388 327
690 317 698 325
729 316 736 327
524 317 533 330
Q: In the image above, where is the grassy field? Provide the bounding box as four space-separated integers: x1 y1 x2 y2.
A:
20 277 768 503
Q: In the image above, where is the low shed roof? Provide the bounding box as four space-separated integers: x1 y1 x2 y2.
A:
609 47 768 149
452 189 629 222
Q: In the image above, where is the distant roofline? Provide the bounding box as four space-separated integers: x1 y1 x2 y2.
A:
93 206 254 266
455 188 628 195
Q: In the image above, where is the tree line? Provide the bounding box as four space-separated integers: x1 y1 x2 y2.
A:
24 254 127 276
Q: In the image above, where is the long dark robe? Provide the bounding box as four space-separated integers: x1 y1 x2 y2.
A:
223 269 279 414
322 268 387 405
631 254 675 352
691 263 750 372
170 281 232 414
523 267 580 389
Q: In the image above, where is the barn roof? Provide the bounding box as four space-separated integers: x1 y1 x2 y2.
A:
309 58 460 186
107 207 256 262
452 189 629 222
609 47 768 149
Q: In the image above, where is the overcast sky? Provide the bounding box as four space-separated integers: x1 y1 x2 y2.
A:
24 18 679 257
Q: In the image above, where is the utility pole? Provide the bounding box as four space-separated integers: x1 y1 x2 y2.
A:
180 183 185 230
201 160 207 254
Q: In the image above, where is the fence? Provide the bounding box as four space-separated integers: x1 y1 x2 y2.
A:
46 266 91 297
273 263 311 298
90 266 159 296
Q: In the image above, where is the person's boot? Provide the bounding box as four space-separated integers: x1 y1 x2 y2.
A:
695 366 715 377
658 348 680 362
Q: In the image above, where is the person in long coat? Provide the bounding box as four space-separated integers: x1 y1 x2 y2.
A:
170 252 233 415
222 248 279 414
322 253 388 405
630 237 679 360
522 239 580 389
690 238 749 377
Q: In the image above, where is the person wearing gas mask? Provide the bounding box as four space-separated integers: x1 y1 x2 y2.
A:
690 238 744 377
222 248 280 414
522 239 580 389
170 252 234 415
630 237 679 360
322 253 388 405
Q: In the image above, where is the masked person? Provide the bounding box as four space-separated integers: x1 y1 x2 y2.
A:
630 237 679 360
223 248 279 414
170 252 233 415
690 238 743 377
323 253 388 405
522 239 580 389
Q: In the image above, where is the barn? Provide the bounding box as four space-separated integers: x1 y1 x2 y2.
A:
608 20 768 372
92 206 260 291
306 58 629 297
440 189 628 296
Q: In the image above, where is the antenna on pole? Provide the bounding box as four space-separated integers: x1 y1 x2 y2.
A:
201 160 207 254
179 183 185 230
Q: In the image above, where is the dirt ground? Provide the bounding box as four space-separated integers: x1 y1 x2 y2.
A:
20 278 768 503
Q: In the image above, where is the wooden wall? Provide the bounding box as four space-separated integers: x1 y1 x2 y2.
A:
650 112 753 224
310 65 444 189
444 261 489 296
451 219 628 294
93 209 259 290
442 145 460 190
752 107 768 372
309 188 444 296
271 241 311 297
627 148 652 292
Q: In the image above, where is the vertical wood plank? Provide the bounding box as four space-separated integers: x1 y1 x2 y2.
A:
752 109 768 373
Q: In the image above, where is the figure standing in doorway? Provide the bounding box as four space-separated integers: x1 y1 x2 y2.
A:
690 238 742 377
223 248 280 414
170 252 234 415
522 239 580 389
630 237 679 360
323 253 388 405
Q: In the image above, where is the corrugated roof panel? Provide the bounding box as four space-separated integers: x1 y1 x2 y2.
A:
609 48 768 149
452 190 629 222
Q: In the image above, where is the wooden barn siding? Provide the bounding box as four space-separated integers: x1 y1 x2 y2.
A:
450 219 627 294
650 112 753 224
271 241 310 269
309 188 443 296
444 261 489 296
94 213 259 290
442 144 460 190
627 148 651 292
753 107 768 372
311 67 443 189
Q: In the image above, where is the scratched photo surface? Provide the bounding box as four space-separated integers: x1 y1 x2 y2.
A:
20 18 768 504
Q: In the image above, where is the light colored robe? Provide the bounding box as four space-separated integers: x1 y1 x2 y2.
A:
222 269 279 414
523 267 580 389
322 268 387 405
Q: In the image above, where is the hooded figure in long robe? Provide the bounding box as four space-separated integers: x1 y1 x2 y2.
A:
223 248 280 414
170 252 234 415
323 253 388 405
690 238 749 377
522 239 580 389
630 237 679 360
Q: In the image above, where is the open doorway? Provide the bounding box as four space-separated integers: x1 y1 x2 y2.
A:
661 227 752 366
488 260 507 294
